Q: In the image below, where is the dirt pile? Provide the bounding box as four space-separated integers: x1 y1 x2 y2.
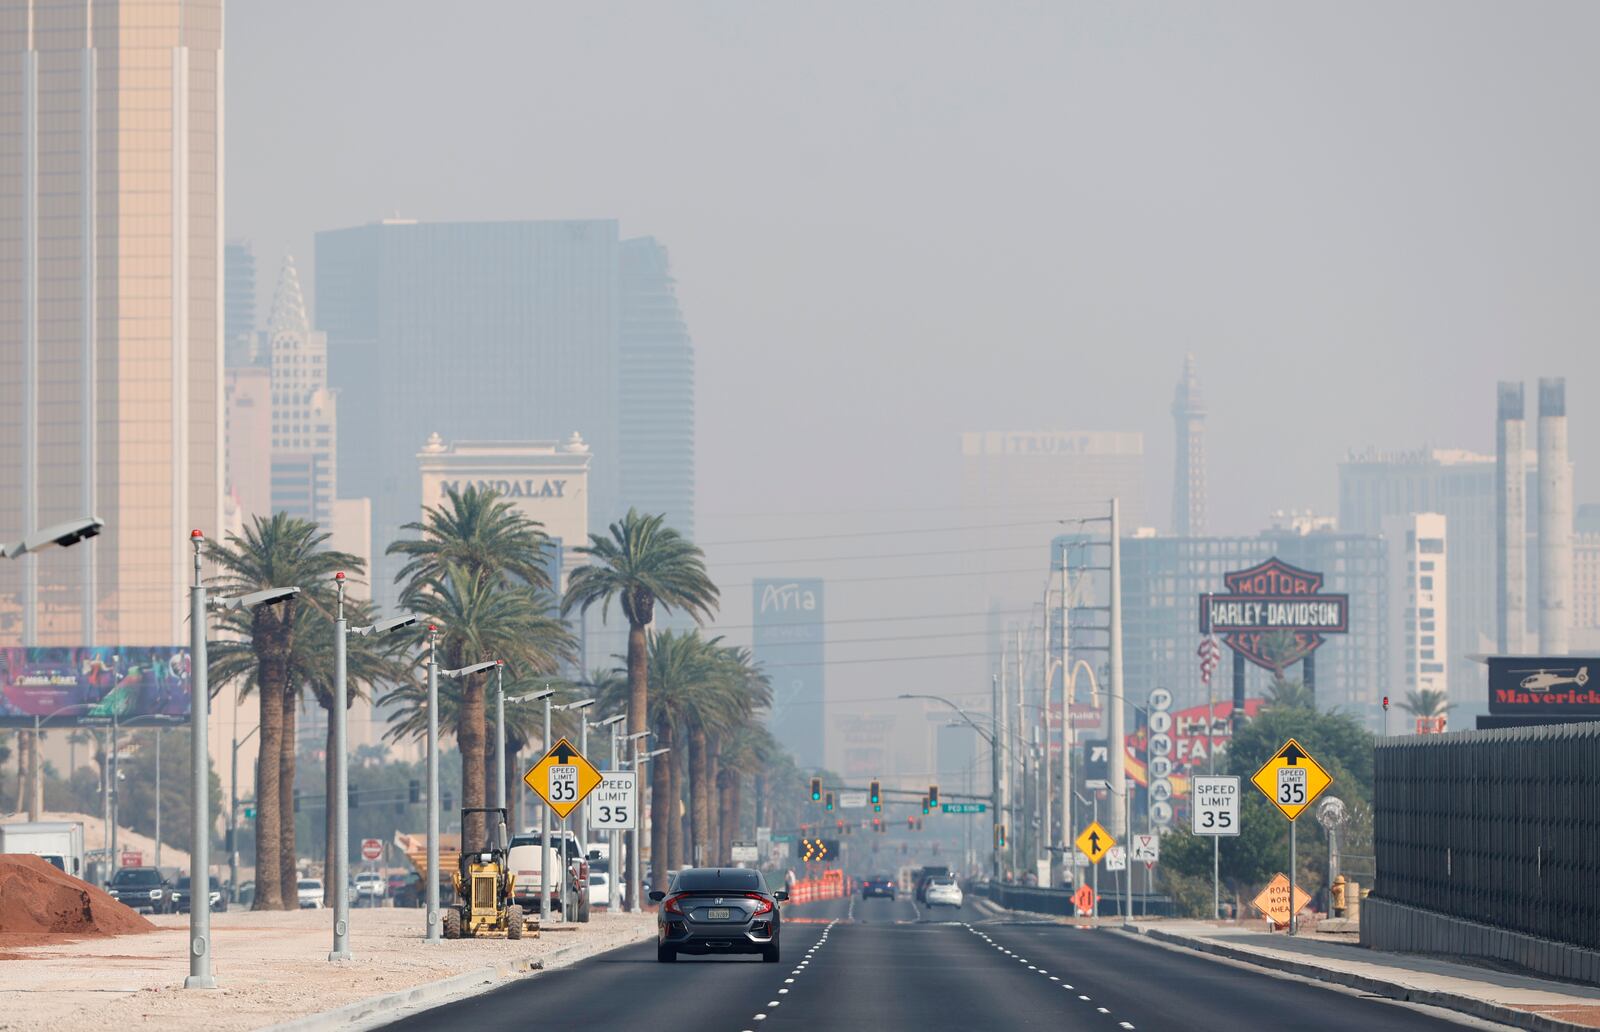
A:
0 854 155 938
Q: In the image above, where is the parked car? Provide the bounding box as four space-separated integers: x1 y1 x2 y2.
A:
386 872 409 898
392 873 424 909
508 829 590 921
106 867 174 914
297 877 325 909
169 875 227 913
589 870 613 909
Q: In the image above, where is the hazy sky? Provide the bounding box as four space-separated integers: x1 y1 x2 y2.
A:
229 2 1598 714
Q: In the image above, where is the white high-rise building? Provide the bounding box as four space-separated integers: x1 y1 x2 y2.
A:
266 256 338 524
1386 513 1448 721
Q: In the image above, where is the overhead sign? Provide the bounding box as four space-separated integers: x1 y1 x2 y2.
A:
1104 846 1127 872
731 841 759 863
1073 884 1095 915
1199 558 1349 673
1251 738 1332 821
360 838 383 862
798 837 839 863
838 791 868 809
942 802 987 814
588 771 637 830
1251 873 1312 926
1487 657 1600 715
1131 834 1159 864
1075 821 1115 865
1191 774 1241 836
523 737 603 820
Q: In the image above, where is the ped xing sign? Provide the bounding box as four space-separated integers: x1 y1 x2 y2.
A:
523 737 603 819
1251 738 1332 821
1104 846 1128 872
942 802 987 814
588 771 637 829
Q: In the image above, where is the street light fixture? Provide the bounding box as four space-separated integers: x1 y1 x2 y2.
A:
0 515 104 558
424 651 500 941
329 573 415 962
187 529 298 990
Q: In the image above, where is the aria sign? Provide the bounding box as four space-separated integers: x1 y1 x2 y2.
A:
1198 557 1349 672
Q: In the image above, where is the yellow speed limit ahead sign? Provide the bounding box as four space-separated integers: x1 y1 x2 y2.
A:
1250 737 1332 821
523 737 603 819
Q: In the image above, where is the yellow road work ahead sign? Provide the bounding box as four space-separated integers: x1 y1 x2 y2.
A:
1075 820 1115 864
523 737 603 819
1250 737 1332 821
1251 873 1312 926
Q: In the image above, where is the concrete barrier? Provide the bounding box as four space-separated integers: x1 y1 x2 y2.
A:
1362 896 1600 985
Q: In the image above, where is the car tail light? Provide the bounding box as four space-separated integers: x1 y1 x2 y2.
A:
744 893 774 916
663 894 686 915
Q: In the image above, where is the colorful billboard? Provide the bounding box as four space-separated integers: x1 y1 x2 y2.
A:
0 647 192 727
1487 656 1600 715
1198 557 1349 672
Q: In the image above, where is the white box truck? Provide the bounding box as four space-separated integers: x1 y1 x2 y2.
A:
0 821 87 879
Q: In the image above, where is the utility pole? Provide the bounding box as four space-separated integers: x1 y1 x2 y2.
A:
1107 498 1127 838
1060 548 1072 887
185 531 215 988
425 627 441 943
990 674 1003 883
154 729 161 870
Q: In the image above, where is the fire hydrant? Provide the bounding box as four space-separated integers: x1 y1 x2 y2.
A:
1331 874 1347 917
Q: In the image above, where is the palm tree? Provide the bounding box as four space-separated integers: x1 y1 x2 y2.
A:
562 510 718 882
641 631 717 876
207 514 358 910
399 565 574 847
1399 689 1452 732
1262 677 1316 711
389 483 554 594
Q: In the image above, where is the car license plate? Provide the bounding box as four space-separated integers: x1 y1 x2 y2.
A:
707 907 731 920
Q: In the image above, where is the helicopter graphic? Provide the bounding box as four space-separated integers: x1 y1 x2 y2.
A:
1517 666 1590 693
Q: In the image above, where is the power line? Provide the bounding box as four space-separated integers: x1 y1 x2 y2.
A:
707 541 1048 568
701 518 1083 548
701 607 1037 632
716 566 1053 589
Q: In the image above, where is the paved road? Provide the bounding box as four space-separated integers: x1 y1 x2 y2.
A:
380 895 1486 1031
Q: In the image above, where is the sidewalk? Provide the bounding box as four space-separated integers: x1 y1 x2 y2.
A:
0 907 654 1031
1130 919 1600 1032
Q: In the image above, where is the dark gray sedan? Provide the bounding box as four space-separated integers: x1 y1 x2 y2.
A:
649 867 787 963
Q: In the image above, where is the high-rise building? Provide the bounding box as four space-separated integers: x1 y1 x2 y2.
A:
619 237 695 540
1171 354 1207 536
266 256 337 524
1496 383 1528 654
1385 513 1448 706
225 239 258 367
1537 377 1572 654
1573 505 1600 643
753 578 825 769
224 365 272 524
315 218 624 611
0 0 224 646
1339 448 1538 708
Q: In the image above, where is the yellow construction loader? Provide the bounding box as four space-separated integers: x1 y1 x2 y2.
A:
442 807 534 940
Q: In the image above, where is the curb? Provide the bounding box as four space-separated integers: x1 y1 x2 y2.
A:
262 930 652 1032
1130 926 1590 1032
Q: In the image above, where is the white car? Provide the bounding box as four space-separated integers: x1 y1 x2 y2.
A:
297 877 325 909
925 877 964 908
589 870 613 909
354 872 386 902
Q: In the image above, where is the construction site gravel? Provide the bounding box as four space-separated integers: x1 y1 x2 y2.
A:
0 905 654 1030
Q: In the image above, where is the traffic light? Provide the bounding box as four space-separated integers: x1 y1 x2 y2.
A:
870 779 881 811
825 791 835 812
928 784 939 807
995 823 1007 848
916 817 924 831
872 817 882 833
907 815 916 830
408 779 421 804
921 795 931 815
836 819 845 832
810 777 822 802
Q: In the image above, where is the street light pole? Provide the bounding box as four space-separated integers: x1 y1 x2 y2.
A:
542 688 553 923
329 574 351 962
185 530 217 990
425 626 441 944
1107 497 1127 839
495 663 506 812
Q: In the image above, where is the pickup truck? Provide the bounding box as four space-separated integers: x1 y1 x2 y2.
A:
508 829 590 921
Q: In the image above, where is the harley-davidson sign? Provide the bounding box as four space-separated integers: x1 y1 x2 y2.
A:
1198 558 1349 672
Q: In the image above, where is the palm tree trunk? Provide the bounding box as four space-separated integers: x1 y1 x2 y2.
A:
459 669 488 850
669 743 686 871
754 773 766 829
252 654 285 911
720 774 739 862
628 620 651 888
279 691 298 909
322 699 337 907
705 744 720 862
689 726 709 866
651 721 672 886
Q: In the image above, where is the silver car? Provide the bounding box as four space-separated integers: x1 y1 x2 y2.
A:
650 867 788 963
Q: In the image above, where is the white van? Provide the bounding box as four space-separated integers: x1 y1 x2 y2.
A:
508 829 590 921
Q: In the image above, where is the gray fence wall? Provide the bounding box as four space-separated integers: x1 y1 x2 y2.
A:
1374 721 1600 951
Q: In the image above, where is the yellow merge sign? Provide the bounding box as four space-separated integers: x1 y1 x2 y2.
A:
1075 820 1116 864
523 737 603 820
1250 737 1332 820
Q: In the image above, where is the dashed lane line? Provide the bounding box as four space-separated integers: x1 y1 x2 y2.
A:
962 922 1136 1031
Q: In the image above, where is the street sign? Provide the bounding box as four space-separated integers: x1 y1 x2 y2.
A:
360 838 383 862
839 791 868 809
1192 774 1242 837
588 770 638 830
523 736 603 820
941 802 987 814
1251 873 1312 926
1131 834 1159 864
1073 884 1095 915
799 837 839 862
731 841 759 863
120 850 143 868
243 806 256 819
1075 820 1115 864
1251 738 1332 820
1104 846 1127 872
1073 852 1090 868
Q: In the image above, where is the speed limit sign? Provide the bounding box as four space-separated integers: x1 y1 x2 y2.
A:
1191 774 1240 837
588 771 637 830
549 765 579 805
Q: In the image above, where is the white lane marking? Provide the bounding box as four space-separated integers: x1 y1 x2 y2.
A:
784 978 794 983
1078 995 1091 1001
768 1001 780 1007
779 988 789 994
1097 1007 1110 1014
1119 1024 1136 1030
1049 976 1060 981
754 1015 767 1022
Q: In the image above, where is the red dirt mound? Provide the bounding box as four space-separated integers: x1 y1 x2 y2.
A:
0 854 155 937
